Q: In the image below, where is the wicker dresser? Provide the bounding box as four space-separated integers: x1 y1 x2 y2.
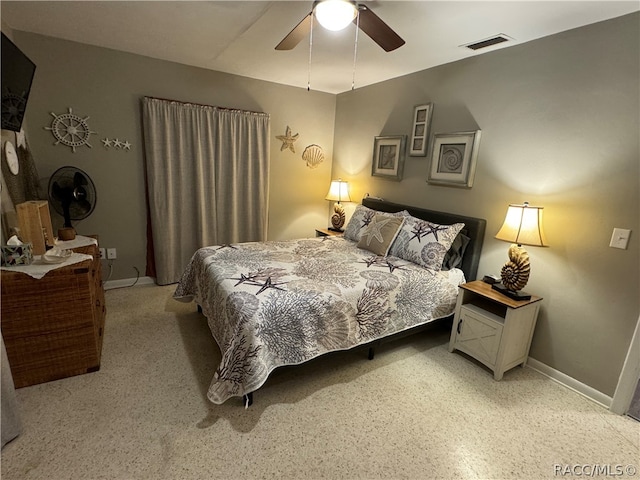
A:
1 241 106 388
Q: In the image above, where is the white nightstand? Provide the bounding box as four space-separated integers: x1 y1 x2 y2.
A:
448 280 543 380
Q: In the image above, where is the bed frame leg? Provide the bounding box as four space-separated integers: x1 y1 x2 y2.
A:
243 392 253 408
368 339 382 360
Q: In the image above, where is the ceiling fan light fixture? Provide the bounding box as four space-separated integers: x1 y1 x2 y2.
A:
314 0 357 31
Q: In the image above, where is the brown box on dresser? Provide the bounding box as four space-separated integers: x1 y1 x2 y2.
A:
1 240 106 388
16 200 55 255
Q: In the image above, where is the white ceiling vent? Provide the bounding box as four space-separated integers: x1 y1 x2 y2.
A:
462 34 513 51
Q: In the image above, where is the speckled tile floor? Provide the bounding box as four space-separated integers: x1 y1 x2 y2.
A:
2 284 638 480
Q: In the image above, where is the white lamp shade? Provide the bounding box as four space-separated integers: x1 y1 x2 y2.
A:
315 0 357 31
495 203 548 247
325 180 351 202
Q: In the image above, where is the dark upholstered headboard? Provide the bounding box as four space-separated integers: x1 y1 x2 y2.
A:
362 197 486 282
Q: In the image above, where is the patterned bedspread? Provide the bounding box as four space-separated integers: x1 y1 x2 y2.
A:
174 236 463 404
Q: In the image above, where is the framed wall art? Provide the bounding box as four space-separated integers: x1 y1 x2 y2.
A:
427 130 482 188
371 135 406 181
409 103 434 156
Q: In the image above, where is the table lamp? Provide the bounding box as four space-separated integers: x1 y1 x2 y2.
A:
493 202 547 300
325 179 351 231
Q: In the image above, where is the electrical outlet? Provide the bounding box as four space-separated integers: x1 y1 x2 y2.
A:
107 248 117 260
99 247 106 259
609 228 631 250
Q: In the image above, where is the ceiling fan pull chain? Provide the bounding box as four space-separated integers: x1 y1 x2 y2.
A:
351 9 360 90
307 11 314 91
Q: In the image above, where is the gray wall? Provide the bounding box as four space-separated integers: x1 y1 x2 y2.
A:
7 30 336 280
331 13 639 397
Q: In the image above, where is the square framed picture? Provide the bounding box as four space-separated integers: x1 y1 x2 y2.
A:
427 131 482 188
371 135 406 181
409 103 433 156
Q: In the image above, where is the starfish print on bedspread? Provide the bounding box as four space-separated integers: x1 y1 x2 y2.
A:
255 277 286 295
361 255 380 268
233 273 252 287
215 244 238 250
231 268 288 294
382 259 407 273
360 255 408 273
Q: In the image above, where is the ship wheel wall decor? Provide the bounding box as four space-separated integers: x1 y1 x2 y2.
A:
44 107 96 153
1 89 27 131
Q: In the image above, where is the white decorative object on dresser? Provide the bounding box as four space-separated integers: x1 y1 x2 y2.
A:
449 280 542 380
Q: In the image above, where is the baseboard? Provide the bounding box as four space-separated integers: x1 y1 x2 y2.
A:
104 276 156 290
526 357 612 409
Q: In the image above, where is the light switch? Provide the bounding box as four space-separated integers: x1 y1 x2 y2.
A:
609 228 631 249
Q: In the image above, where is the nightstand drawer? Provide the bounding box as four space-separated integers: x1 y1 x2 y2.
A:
455 304 504 366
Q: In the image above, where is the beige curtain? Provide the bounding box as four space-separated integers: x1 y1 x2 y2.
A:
142 97 270 285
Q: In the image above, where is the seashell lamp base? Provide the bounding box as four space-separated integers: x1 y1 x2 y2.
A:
492 244 532 300
330 203 346 231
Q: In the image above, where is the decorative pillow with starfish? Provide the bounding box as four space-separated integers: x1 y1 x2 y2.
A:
388 215 465 271
356 215 405 256
343 204 408 243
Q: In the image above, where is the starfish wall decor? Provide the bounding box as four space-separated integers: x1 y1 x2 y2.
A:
101 137 132 151
275 125 299 153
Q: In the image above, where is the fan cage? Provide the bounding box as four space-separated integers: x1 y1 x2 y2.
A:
47 166 97 222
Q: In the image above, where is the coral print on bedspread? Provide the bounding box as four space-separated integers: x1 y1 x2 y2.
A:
174 236 462 404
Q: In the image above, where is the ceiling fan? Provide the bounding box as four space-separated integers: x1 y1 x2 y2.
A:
275 0 405 52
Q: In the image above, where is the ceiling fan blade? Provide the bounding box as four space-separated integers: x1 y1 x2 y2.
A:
275 12 313 50
356 5 405 52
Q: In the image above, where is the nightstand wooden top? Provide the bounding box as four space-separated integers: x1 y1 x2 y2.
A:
315 228 343 237
461 280 543 308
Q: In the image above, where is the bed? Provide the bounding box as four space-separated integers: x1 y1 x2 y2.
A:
174 197 486 405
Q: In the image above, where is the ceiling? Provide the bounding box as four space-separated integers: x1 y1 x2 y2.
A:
2 1 638 94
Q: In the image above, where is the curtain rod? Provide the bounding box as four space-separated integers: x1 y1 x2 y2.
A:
143 95 268 116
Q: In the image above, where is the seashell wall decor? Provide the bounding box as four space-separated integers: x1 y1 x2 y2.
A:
302 144 324 169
